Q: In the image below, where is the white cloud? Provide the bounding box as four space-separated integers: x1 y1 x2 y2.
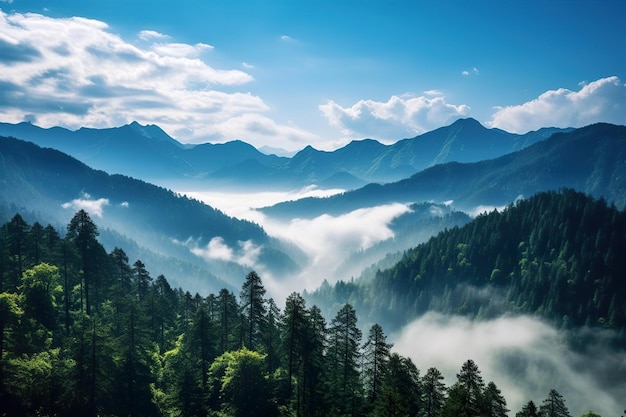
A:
62 195 110 217
393 312 624 417
462 67 479 76
150 42 213 58
488 76 626 133
179 189 411 301
182 186 345 221
138 30 169 41
319 93 471 141
188 236 263 270
192 236 234 262
260 203 412 296
203 113 318 148
0 10 315 146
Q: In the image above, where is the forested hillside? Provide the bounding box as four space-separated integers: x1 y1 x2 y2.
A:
309 189 626 340
0 135 301 291
263 122 626 219
0 210 582 417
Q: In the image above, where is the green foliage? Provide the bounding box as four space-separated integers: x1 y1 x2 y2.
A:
0 209 606 416
309 189 626 341
578 412 601 417
210 348 277 417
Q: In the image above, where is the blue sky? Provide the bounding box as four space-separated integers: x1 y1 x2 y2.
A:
1 0 625 150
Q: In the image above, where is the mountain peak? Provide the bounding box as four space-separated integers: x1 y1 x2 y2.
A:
451 117 485 129
125 121 184 148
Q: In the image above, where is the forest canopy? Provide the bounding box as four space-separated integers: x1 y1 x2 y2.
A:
0 197 614 417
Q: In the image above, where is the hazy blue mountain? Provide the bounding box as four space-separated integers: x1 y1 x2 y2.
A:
0 118 567 190
261 122 626 218
0 121 286 185
258 145 298 157
0 135 301 292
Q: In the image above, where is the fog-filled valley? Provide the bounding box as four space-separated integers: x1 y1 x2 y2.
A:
1 120 626 417
2 2 625 415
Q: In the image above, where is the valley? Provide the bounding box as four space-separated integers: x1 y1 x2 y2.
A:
1 119 625 417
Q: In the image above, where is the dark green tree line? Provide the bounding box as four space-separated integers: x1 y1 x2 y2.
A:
0 209 594 417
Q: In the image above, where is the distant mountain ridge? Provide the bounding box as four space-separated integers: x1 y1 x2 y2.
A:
0 118 568 189
261 122 626 218
0 135 300 292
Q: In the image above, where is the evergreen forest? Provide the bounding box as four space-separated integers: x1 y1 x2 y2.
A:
310 189 626 342
0 191 619 416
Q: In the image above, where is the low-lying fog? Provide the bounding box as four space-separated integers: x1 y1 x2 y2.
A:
183 186 412 299
394 313 624 417
181 187 624 416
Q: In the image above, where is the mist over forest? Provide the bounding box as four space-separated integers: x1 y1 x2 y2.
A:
1 120 626 417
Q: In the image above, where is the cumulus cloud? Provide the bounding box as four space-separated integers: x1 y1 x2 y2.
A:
0 10 314 147
61 194 110 217
187 236 263 270
488 76 626 133
319 93 471 141
202 113 318 147
393 312 624 417
138 30 169 41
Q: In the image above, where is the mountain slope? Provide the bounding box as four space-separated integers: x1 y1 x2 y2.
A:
307 189 626 339
0 118 567 189
262 122 626 218
0 121 286 184
0 135 300 291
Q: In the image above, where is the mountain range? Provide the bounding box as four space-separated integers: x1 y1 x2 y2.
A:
2 118 626 295
0 118 568 189
261 122 626 218
0 135 301 293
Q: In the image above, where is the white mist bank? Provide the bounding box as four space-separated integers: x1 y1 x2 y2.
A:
182 185 345 222
392 312 624 417
180 187 412 301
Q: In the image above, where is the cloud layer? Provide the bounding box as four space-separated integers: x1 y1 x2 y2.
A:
393 312 624 417
0 10 314 148
61 194 110 217
319 93 471 141
489 76 626 132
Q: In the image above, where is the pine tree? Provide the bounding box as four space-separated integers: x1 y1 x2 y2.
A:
66 210 99 315
539 389 571 417
281 292 309 413
516 400 539 417
217 288 239 353
482 381 509 417
372 353 421 417
327 303 363 416
362 323 392 406
240 271 267 350
422 367 447 417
